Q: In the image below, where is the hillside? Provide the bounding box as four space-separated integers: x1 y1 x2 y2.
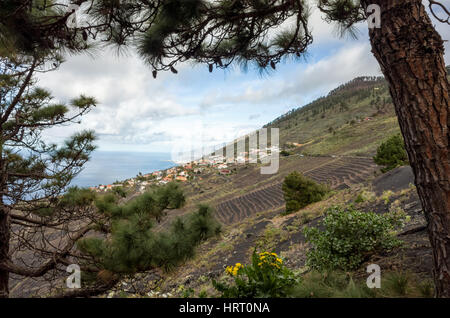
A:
93 74 436 298
265 76 400 156
11 72 444 298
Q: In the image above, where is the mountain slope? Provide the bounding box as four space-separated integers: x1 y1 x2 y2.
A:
265 76 400 156
105 69 450 298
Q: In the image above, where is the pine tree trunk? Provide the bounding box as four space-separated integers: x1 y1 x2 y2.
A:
363 0 450 297
0 139 9 297
0 205 9 298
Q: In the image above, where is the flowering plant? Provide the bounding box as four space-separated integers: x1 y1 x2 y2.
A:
213 250 298 298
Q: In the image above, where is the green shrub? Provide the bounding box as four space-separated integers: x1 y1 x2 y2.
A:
354 190 376 203
282 171 329 213
77 183 219 274
373 134 408 172
304 206 404 271
78 204 220 273
59 186 97 207
417 280 434 298
198 289 208 298
112 186 127 198
212 251 298 298
383 272 409 296
96 182 185 221
381 190 394 204
280 150 291 157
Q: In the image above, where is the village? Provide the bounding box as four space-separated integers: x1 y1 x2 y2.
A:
89 146 280 194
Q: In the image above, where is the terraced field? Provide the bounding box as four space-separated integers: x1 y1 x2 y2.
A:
215 183 285 224
304 156 377 189
214 156 378 225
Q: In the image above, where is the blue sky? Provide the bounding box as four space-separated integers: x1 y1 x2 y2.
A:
38 2 450 155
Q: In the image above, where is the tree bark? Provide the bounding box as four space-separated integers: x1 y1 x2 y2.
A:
0 137 9 298
0 206 10 298
363 0 450 297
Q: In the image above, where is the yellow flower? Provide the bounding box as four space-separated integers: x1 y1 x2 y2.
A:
276 258 283 263
271 252 277 257
227 263 243 276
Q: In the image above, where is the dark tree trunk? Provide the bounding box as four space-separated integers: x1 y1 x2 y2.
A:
0 136 9 297
0 206 10 298
363 0 450 297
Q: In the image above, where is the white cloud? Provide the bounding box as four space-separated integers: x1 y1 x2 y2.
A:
37 2 450 153
199 42 380 110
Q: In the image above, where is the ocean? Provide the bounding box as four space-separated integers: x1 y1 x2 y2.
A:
71 151 175 188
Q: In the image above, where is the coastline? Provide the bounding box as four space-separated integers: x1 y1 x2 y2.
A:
72 151 175 188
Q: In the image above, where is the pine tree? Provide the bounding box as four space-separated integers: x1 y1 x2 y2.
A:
0 53 97 297
373 134 409 173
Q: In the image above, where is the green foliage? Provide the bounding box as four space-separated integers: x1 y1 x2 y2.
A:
212 251 298 298
384 272 409 296
417 280 434 298
112 186 127 198
59 186 97 208
96 182 185 221
318 0 365 37
32 205 55 217
95 193 119 214
290 271 377 298
381 190 394 204
77 201 220 273
182 287 195 298
304 206 404 271
138 0 205 63
30 104 68 122
354 193 364 203
71 95 97 109
51 130 97 163
290 271 434 298
280 150 291 157
282 171 328 213
354 190 376 203
153 182 186 211
373 134 408 173
198 289 208 298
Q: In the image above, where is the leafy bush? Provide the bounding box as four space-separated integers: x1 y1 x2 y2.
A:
373 134 408 172
112 186 127 198
282 171 328 213
304 206 404 271
212 251 298 298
